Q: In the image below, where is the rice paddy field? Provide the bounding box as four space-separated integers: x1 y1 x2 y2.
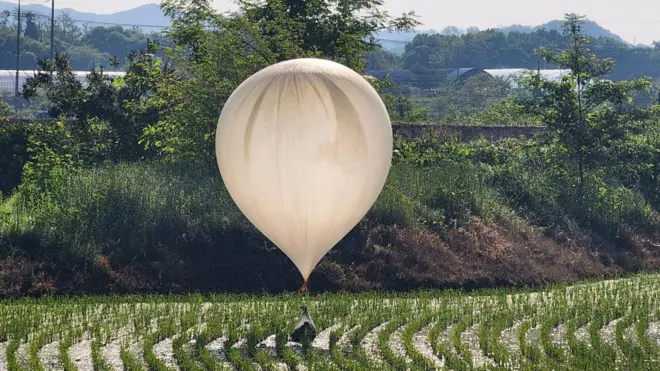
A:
1 274 660 371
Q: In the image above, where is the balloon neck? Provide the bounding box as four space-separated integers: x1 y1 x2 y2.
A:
300 281 309 293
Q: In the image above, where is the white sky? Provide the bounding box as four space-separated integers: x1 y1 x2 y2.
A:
9 0 660 45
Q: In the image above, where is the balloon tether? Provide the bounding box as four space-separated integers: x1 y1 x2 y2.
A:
299 279 309 306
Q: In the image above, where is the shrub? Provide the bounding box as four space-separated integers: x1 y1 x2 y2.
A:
0 120 32 195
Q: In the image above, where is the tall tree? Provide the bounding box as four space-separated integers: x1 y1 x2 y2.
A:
524 14 652 199
23 11 41 40
235 0 420 71
142 0 420 160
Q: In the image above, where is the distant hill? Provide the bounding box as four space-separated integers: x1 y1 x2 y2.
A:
0 2 628 51
0 2 169 30
378 19 627 54
500 19 625 43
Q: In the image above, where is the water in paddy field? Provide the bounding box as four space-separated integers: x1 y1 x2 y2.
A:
0 275 659 370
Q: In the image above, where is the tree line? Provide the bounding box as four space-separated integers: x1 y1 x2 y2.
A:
3 4 660 84
0 10 167 71
368 28 660 82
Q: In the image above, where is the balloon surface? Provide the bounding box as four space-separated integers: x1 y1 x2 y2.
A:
215 58 392 281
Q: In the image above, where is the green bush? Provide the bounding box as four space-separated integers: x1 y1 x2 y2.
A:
369 183 416 227
11 161 506 258
0 120 32 195
0 119 79 197
2 130 658 295
395 132 660 239
14 161 241 258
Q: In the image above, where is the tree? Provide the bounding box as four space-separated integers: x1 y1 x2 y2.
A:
367 75 429 123
0 10 11 29
400 27 660 80
0 99 14 116
441 26 464 36
432 74 512 121
364 48 402 70
23 11 41 40
141 0 420 160
466 27 480 34
524 14 652 199
235 0 420 72
82 25 148 60
55 13 82 46
109 56 121 70
22 51 172 163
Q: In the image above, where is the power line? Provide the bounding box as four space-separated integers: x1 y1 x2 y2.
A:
374 38 660 54
3 7 659 55
2 7 659 52
5 9 168 28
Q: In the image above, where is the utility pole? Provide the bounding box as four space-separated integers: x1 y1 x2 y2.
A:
456 47 460 80
15 0 21 96
50 0 55 60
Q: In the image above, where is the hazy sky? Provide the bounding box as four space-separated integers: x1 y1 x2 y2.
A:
11 0 660 45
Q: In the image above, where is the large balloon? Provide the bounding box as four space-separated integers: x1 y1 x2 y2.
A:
215 58 392 285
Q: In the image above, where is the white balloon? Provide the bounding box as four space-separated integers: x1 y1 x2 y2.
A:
215 58 392 282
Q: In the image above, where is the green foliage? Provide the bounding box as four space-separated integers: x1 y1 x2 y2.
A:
5 338 22 371
1 1 659 300
433 74 516 122
369 183 416 227
522 14 654 205
400 23 660 81
369 71 539 125
365 48 402 70
462 97 541 126
22 51 170 162
7 158 504 260
394 122 660 238
368 75 430 123
142 0 419 160
235 0 420 72
91 339 113 371
0 99 15 116
0 120 30 194
18 121 77 204
120 343 144 371
275 327 287 357
0 11 163 70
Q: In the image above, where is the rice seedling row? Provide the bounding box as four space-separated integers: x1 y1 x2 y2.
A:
2 274 660 370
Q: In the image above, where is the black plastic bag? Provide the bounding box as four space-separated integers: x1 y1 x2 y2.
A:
290 304 317 343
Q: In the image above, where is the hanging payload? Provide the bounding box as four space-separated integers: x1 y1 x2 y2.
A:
290 305 317 344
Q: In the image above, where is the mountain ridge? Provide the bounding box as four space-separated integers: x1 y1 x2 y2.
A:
0 2 169 28
0 1 628 52
377 20 626 54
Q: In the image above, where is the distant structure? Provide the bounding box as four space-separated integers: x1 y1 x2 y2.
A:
363 68 571 90
0 70 127 95
484 68 571 88
364 68 489 89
